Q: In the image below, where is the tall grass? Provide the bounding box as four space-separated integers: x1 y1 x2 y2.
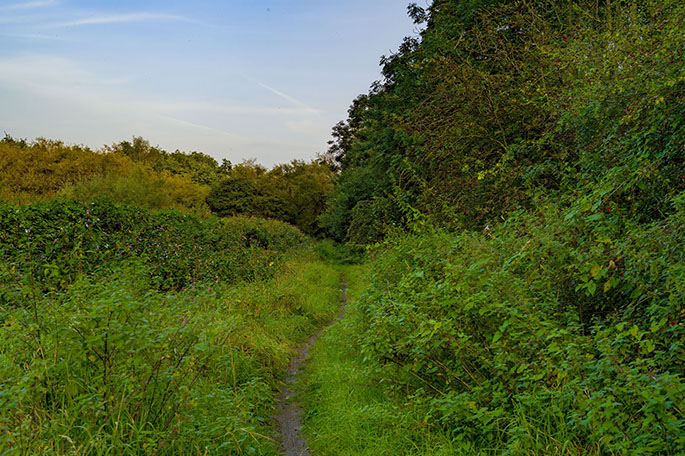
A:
300 264 469 455
0 249 342 455
0 199 343 455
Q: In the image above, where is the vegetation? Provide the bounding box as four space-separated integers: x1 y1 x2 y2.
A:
1 0 683 454
0 198 343 455
0 135 333 234
0 136 215 213
302 0 684 454
322 0 684 241
207 160 334 236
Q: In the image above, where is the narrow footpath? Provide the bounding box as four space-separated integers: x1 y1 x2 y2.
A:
275 278 348 456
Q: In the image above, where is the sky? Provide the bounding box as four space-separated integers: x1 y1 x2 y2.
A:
0 0 418 167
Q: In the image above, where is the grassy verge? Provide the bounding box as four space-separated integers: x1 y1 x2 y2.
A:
300 264 463 455
302 209 684 455
0 247 342 455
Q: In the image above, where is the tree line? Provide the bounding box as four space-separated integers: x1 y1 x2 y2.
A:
321 0 683 242
0 135 334 235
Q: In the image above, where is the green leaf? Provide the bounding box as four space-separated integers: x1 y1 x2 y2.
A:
629 325 640 339
586 281 597 296
603 280 612 293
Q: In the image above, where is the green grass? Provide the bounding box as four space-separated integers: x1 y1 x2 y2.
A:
300 265 468 456
0 247 342 455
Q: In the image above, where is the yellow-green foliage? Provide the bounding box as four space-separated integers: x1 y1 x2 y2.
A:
0 136 212 213
0 137 129 203
58 165 210 214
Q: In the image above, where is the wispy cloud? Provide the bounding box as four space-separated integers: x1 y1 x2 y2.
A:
159 116 253 142
52 12 196 28
0 32 70 40
1 0 58 11
258 82 315 110
160 100 321 116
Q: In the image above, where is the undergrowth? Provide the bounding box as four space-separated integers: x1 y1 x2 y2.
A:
302 199 684 455
0 200 342 455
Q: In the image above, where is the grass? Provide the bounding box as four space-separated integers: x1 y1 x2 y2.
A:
299 264 469 456
0 247 343 455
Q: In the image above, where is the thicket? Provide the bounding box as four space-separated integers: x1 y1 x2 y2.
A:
207 160 334 236
307 0 684 454
0 198 305 294
0 198 344 455
0 135 334 234
344 201 683 454
0 136 216 213
323 0 684 241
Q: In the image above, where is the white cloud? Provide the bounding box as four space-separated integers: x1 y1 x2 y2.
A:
1 0 58 11
258 82 315 110
51 12 196 27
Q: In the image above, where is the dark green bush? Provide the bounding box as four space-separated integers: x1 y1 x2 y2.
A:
0 198 306 296
351 195 684 453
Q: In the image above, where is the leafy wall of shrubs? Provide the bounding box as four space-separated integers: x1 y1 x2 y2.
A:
349 195 684 454
0 198 306 296
0 198 331 455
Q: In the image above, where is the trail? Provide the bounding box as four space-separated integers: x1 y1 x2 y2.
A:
275 277 348 456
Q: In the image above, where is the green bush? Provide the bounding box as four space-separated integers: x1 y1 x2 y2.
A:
347 197 684 454
0 198 306 295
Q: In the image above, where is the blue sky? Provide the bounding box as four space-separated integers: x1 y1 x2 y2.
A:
0 0 417 166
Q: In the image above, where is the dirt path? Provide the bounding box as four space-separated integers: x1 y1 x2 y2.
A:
275 278 348 456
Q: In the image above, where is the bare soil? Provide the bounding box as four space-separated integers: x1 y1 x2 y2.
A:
275 279 348 456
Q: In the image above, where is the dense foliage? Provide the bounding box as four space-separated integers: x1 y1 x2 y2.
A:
0 135 334 234
0 199 344 455
0 136 217 212
344 203 683 454
304 0 684 454
207 160 334 236
323 0 684 241
0 198 305 294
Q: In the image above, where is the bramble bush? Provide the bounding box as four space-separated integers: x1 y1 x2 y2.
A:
0 198 306 297
350 194 683 454
0 199 339 455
